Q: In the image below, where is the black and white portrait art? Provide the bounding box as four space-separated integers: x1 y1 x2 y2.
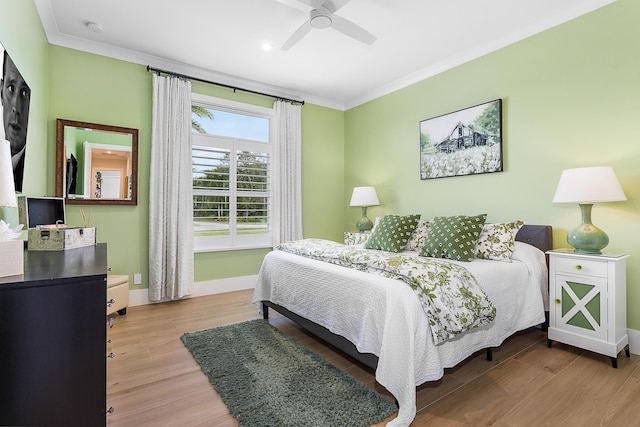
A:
0 42 31 193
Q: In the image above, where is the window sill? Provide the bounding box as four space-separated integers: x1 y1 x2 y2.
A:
194 244 273 254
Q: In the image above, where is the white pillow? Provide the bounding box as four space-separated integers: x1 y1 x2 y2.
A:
404 219 431 252
474 220 525 261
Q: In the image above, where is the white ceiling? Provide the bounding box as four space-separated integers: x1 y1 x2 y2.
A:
35 0 615 110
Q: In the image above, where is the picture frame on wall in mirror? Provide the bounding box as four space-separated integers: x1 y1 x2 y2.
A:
419 99 502 180
0 41 31 193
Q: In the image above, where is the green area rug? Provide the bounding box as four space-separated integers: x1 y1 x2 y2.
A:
181 319 397 427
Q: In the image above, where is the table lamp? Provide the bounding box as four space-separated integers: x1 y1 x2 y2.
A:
349 186 379 232
0 139 24 277
552 166 626 254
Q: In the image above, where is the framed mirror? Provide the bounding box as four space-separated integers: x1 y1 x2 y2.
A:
55 119 138 205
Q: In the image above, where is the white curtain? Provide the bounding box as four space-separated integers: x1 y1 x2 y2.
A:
149 74 194 301
273 100 303 245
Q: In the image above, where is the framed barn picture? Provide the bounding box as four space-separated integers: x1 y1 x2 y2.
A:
419 99 502 180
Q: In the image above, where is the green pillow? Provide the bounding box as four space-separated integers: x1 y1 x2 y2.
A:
419 214 487 261
364 214 421 252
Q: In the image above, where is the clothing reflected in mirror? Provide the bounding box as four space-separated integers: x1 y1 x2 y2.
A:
66 153 78 195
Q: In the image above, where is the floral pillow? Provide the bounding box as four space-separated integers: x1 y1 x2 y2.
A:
474 220 525 261
404 219 431 252
419 214 487 262
364 214 421 252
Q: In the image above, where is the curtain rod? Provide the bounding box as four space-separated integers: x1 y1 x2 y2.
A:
146 65 304 105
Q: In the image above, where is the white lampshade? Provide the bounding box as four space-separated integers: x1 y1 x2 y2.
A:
349 186 379 207
553 166 626 204
0 140 17 208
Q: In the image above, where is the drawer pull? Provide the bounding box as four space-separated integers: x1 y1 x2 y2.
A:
555 298 561 304
575 265 583 270
107 406 115 415
107 298 115 307
107 352 115 359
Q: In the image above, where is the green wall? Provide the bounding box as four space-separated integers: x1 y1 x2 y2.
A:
0 0 49 226
47 47 345 287
345 0 640 329
1 0 344 289
300 103 345 242
48 46 152 285
4 0 639 332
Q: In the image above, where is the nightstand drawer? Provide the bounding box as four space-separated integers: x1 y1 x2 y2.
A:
554 257 608 278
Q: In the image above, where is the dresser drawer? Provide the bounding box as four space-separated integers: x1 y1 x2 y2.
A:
554 256 608 278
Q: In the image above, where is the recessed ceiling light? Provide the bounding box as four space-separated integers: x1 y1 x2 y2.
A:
261 43 274 52
86 21 103 34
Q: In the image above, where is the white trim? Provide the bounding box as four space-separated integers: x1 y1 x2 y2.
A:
128 282 640 355
35 0 615 111
192 94 274 252
628 328 640 356
128 284 640 356
345 0 618 109
35 0 305 105
128 275 257 307
191 93 274 117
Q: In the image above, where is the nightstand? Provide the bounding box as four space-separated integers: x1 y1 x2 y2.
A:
547 249 630 368
344 231 370 245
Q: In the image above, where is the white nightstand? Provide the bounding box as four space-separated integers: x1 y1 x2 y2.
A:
547 249 630 368
344 231 370 245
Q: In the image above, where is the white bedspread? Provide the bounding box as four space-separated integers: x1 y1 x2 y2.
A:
252 241 548 427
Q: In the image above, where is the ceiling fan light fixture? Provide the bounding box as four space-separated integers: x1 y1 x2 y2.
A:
280 0 375 50
310 9 332 29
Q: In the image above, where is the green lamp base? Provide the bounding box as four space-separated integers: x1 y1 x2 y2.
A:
356 206 373 233
567 203 609 255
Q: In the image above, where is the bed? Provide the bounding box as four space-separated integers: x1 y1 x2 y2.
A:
253 222 552 427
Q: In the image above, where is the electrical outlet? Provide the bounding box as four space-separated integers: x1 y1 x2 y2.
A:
134 273 142 285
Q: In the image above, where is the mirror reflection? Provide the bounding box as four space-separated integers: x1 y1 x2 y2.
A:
56 119 138 205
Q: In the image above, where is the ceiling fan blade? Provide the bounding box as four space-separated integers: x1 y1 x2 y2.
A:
273 0 310 12
331 14 376 45
323 0 351 13
281 21 313 50
297 0 324 8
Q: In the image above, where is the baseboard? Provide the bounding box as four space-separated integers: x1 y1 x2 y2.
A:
128 275 257 307
125 282 640 355
628 328 640 355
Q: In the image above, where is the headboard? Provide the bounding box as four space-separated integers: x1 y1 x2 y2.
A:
515 225 553 254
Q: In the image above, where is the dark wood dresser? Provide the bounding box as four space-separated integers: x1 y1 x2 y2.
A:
0 243 107 426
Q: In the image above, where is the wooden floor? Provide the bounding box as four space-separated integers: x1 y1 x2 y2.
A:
107 290 640 427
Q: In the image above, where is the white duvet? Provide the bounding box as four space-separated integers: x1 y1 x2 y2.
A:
252 241 548 427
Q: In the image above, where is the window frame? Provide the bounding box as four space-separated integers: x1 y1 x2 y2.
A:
191 93 275 253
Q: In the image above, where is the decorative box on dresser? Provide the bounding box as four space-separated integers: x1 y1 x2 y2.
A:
547 249 630 368
0 243 108 426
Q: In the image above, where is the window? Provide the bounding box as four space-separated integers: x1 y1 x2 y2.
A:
192 94 274 252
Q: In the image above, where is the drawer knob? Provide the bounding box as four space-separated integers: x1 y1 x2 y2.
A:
107 298 115 307
555 298 561 304
575 265 583 270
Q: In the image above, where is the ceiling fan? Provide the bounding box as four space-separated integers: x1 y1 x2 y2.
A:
277 0 377 50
